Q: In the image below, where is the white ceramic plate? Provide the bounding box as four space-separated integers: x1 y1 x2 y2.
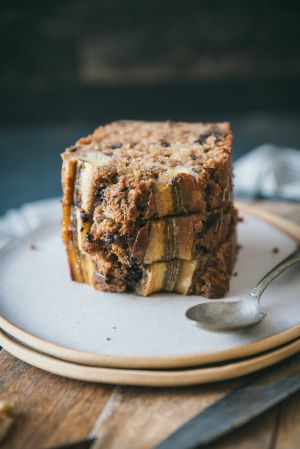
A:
1 330 300 387
0 200 299 369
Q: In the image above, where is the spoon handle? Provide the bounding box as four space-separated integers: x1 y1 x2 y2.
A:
250 246 300 299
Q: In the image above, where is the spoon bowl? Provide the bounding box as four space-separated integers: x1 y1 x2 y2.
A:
186 247 300 331
186 296 266 331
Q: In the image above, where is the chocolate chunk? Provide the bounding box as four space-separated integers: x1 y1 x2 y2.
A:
126 264 143 287
114 234 128 247
137 204 146 212
110 143 122 149
103 235 114 244
80 210 90 223
195 244 208 254
85 233 95 243
211 130 223 139
94 186 105 203
204 184 212 196
194 133 210 145
205 214 216 230
194 130 223 145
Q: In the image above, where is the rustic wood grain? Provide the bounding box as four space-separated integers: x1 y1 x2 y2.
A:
272 356 300 449
90 381 242 449
273 391 300 449
0 350 113 449
0 201 299 449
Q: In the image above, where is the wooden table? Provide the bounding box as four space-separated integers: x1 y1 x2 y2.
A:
1 202 299 449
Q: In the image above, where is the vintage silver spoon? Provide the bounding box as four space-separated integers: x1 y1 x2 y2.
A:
186 247 300 331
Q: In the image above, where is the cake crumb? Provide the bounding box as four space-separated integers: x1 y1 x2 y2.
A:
29 244 37 250
272 247 279 254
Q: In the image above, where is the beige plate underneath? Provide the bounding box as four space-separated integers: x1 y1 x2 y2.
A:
0 204 300 368
0 330 300 387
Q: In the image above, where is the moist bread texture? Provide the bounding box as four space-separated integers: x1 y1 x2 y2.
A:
61 120 237 298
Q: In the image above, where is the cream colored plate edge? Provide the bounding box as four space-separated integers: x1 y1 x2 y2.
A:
1 330 300 387
0 202 300 370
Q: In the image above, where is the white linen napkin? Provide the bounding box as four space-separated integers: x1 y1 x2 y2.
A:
0 198 60 249
234 144 300 201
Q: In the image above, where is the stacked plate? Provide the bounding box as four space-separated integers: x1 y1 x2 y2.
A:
0 200 299 387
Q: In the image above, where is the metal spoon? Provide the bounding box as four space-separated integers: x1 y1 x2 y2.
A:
186 247 300 331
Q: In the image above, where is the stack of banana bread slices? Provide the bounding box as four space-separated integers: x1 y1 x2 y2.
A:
61 120 237 298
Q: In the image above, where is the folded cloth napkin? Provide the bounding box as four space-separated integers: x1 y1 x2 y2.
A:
0 198 60 249
234 144 300 201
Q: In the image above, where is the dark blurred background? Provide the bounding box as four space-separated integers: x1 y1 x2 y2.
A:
1 0 300 214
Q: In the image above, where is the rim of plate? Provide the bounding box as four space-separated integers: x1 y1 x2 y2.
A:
0 329 299 386
0 202 299 369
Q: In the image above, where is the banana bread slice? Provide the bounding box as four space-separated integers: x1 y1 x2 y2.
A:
79 205 237 265
62 120 233 224
89 229 237 298
61 120 236 298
